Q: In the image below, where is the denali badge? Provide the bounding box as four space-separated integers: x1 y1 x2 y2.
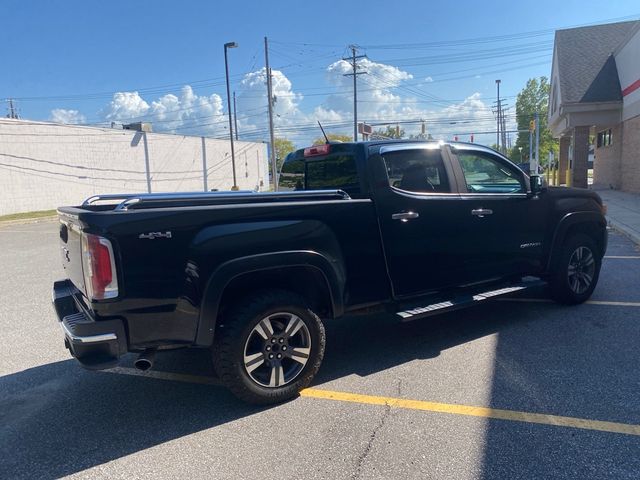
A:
139 231 172 240
520 242 542 249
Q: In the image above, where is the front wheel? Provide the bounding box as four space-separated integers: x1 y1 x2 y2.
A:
548 234 601 305
212 290 325 405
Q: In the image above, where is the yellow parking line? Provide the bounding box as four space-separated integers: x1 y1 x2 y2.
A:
300 388 640 436
500 298 640 307
103 368 640 436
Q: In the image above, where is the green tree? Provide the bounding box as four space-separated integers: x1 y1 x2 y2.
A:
514 76 558 165
312 133 353 145
371 125 405 139
273 137 295 171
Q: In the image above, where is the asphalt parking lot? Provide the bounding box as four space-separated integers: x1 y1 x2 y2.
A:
1 219 639 479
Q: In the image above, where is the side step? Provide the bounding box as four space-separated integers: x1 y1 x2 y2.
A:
395 279 546 322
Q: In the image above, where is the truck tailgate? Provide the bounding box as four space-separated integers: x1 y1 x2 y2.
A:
58 211 86 295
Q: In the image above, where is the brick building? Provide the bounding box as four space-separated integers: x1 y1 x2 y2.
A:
548 20 640 192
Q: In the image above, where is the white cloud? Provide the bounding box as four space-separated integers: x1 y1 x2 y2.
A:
101 92 150 121
97 86 225 135
424 76 433 82
50 61 500 146
50 108 86 124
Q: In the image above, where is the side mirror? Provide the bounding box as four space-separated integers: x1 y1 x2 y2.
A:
529 175 547 195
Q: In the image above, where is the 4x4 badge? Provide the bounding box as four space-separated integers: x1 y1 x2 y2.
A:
139 231 172 240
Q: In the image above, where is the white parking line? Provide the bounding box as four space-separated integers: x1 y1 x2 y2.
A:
500 298 640 307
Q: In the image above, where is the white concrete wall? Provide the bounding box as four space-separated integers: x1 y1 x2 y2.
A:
0 119 269 215
615 26 640 122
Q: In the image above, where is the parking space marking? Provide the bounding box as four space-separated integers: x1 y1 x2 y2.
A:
604 256 640 259
103 366 221 386
102 367 640 437
500 298 640 307
300 388 640 436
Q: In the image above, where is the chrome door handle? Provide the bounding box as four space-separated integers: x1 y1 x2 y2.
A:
392 211 420 221
471 208 493 217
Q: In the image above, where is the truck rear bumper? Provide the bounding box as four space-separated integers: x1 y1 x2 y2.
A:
52 280 127 370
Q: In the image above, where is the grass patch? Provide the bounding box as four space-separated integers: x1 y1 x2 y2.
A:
0 209 57 223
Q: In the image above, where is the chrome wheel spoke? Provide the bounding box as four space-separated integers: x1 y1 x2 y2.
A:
290 347 310 365
244 352 264 373
284 315 303 338
570 275 580 292
254 318 274 340
268 365 285 387
583 252 594 266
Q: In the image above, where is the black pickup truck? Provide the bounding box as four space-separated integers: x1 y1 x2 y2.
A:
53 140 607 404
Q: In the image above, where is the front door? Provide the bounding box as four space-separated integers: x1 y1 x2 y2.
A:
449 146 547 279
374 144 480 297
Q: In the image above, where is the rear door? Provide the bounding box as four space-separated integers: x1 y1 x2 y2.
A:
372 144 481 297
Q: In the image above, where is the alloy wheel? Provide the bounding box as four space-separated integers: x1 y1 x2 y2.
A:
567 246 596 294
243 312 311 388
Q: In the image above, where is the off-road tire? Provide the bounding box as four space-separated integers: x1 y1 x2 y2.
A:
549 234 601 305
212 289 325 405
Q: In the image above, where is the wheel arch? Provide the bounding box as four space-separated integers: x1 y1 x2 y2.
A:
195 251 344 346
546 211 607 272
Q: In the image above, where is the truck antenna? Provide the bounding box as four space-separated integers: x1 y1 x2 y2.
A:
317 121 330 144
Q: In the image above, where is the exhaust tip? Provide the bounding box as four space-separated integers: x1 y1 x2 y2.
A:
134 358 153 371
134 348 156 371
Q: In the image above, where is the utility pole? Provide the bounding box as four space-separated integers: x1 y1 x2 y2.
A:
233 91 239 140
500 103 508 153
534 111 540 174
343 45 367 141
529 122 534 165
495 80 501 152
6 99 19 119
264 36 278 191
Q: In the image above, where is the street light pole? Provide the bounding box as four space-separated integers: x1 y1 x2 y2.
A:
224 41 238 190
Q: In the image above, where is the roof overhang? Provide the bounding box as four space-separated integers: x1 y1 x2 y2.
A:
549 101 622 137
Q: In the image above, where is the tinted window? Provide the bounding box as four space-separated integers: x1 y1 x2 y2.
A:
382 148 450 193
458 152 524 194
279 154 359 195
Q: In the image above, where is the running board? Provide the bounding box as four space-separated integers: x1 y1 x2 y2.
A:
395 279 546 322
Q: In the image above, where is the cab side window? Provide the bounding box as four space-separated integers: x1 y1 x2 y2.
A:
383 149 451 193
458 152 524 194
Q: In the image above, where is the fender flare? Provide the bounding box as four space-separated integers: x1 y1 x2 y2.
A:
545 211 607 272
195 250 344 346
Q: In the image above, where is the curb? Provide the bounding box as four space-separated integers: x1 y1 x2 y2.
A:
607 217 640 246
0 215 58 228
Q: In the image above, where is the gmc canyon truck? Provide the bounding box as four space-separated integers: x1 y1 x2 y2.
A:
52 141 607 404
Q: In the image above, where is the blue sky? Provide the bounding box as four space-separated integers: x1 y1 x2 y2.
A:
2 0 639 146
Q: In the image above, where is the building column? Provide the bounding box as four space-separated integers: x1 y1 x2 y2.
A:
558 136 570 185
571 126 590 189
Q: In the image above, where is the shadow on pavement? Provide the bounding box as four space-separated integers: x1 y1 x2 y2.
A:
0 299 520 479
2 285 639 478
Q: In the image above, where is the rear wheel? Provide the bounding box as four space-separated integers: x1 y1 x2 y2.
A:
549 234 601 305
212 290 325 404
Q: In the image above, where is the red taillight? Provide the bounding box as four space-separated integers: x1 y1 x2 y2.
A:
304 144 331 157
81 233 118 300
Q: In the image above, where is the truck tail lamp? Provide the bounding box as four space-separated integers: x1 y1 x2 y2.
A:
304 144 331 157
81 233 118 300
